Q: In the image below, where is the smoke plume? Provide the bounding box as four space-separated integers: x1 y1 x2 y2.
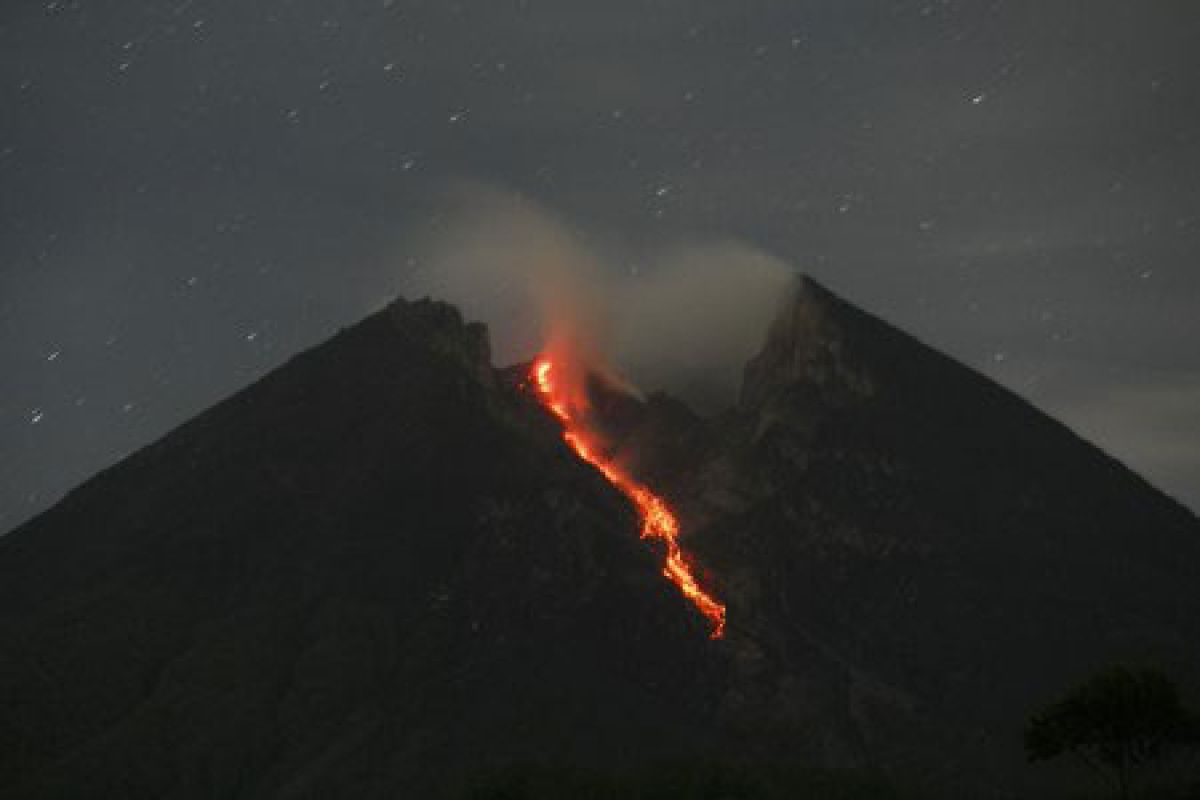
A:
400 184 795 412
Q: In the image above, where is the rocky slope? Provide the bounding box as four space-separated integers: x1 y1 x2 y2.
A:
606 276 1200 795
2 278 1197 798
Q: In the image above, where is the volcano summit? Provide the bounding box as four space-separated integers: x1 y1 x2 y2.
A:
2 277 1197 798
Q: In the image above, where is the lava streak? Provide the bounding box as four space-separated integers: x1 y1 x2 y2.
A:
532 357 726 638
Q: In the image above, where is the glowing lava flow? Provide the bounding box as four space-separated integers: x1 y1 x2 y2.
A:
532 357 726 638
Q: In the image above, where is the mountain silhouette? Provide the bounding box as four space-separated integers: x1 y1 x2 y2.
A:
2 277 1197 798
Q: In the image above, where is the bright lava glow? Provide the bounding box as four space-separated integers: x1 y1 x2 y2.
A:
532 356 727 638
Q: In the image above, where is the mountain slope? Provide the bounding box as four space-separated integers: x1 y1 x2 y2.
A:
1 279 1197 799
613 276 1200 794
0 301 725 798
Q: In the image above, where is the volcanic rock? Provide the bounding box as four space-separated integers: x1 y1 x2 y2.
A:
2 278 1197 799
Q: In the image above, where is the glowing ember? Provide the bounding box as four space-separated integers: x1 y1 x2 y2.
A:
532 356 726 638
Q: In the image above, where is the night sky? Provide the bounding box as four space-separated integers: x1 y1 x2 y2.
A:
3 0 1199 532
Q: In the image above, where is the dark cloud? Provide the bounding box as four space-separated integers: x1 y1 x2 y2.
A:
2 0 1199 530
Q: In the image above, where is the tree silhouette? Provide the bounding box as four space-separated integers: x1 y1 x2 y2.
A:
1025 666 1199 799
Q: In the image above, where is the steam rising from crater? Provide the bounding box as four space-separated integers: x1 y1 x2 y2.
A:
401 184 795 410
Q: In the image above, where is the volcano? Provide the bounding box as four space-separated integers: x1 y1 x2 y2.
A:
2 276 1198 799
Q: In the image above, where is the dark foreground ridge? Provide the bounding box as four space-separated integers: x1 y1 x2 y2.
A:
2 278 1198 798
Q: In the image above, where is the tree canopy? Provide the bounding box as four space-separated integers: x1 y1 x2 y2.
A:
1025 666 1200 799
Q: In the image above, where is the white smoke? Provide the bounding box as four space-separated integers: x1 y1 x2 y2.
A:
398 183 796 411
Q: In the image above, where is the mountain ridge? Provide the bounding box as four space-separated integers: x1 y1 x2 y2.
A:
2 275 1197 798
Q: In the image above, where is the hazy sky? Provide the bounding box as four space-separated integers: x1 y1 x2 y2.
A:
2 0 1198 531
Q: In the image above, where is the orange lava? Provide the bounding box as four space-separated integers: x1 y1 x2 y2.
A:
532 357 726 638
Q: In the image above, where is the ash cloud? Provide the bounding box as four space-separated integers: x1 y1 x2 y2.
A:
399 184 796 411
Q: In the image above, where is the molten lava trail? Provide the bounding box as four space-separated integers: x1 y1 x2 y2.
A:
532 357 726 638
